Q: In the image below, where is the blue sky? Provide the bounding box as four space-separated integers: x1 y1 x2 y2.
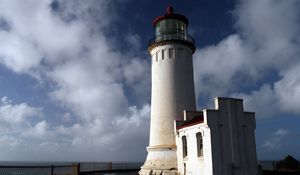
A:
0 0 299 162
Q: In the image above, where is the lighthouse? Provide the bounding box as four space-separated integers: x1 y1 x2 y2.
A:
140 6 196 175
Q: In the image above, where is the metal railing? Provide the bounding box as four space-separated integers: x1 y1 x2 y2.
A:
148 34 195 47
79 162 141 174
0 164 79 175
0 162 142 175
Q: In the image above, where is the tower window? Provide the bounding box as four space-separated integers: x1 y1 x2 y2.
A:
169 48 175 58
178 48 184 58
156 52 158 62
196 132 203 157
162 50 165 60
182 136 187 158
152 54 155 63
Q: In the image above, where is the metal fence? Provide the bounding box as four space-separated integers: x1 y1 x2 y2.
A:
0 162 142 175
79 162 141 174
0 164 78 175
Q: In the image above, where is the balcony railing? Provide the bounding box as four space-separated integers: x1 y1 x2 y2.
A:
148 34 195 47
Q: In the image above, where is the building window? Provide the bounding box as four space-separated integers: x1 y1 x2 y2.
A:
196 132 203 157
169 48 175 58
182 136 187 158
162 50 165 60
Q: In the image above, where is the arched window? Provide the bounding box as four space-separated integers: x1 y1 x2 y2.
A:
196 132 203 157
182 136 187 158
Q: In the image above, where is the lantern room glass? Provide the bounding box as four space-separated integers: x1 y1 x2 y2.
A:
155 19 187 41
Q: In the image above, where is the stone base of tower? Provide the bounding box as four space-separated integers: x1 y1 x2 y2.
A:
139 145 178 175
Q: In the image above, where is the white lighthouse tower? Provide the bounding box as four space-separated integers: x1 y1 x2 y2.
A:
140 6 196 175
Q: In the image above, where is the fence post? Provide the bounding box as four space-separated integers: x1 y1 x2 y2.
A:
51 165 54 175
108 162 112 170
77 163 80 175
71 163 80 175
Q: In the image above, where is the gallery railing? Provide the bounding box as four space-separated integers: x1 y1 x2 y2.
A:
148 33 195 47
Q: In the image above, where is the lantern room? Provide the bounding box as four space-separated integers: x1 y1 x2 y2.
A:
149 6 195 51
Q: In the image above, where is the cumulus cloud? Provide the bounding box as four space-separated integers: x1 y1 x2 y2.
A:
0 0 150 161
194 0 300 118
23 121 49 139
194 34 253 98
274 64 300 114
0 96 48 159
262 129 289 149
0 96 43 124
233 84 279 118
0 0 85 74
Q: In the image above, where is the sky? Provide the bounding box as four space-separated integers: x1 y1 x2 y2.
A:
0 0 299 162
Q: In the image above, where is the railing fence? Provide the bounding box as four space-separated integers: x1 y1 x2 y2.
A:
0 162 141 175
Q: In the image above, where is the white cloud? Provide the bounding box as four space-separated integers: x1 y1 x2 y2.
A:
1 96 10 104
233 84 279 118
0 96 53 159
194 34 253 98
274 129 289 137
0 0 86 73
0 0 150 161
0 31 43 73
24 121 49 139
274 64 300 114
194 0 300 119
0 96 43 124
48 59 129 121
0 96 150 161
262 128 289 149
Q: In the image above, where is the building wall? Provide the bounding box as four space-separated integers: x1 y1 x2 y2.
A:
176 97 258 175
208 98 257 175
176 123 213 175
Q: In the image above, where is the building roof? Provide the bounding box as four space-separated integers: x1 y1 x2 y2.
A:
153 6 189 27
176 115 204 130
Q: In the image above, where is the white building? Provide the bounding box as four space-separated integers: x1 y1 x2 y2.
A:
140 6 258 175
175 98 257 175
